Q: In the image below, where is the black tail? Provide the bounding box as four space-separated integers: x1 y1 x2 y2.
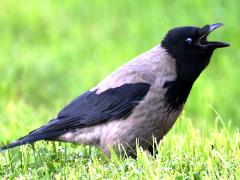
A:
0 129 67 151
0 117 71 151
0 134 42 151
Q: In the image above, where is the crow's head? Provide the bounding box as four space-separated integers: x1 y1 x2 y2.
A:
161 23 230 81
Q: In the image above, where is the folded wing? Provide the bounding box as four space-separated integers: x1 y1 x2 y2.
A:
0 83 150 150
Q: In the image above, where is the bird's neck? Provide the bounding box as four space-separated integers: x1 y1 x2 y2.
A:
163 76 194 109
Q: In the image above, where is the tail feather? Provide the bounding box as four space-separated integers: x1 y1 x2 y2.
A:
0 130 67 151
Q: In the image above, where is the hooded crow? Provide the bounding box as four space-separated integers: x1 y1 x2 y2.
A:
0 23 229 156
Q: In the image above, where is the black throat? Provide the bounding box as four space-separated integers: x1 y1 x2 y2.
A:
161 43 212 110
163 76 195 109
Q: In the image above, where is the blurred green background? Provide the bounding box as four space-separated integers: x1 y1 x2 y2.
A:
0 0 239 142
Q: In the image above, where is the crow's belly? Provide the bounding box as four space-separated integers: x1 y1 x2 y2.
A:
100 106 182 155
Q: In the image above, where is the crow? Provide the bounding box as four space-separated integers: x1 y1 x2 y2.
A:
0 23 229 156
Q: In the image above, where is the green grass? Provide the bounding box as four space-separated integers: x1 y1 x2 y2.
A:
1 115 239 179
0 0 239 178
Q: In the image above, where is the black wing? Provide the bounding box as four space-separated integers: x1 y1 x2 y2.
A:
0 83 150 150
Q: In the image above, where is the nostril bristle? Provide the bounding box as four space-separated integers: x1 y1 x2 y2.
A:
199 36 207 45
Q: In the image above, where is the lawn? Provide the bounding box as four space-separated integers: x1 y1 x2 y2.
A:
0 0 239 179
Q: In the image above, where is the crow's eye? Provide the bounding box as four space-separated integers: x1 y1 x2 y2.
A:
185 37 192 45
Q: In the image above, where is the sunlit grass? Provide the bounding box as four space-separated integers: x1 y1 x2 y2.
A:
0 115 239 178
0 0 239 178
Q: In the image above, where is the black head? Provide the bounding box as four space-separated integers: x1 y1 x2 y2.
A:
161 23 230 81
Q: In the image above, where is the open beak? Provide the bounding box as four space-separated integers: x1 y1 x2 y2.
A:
198 23 230 49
